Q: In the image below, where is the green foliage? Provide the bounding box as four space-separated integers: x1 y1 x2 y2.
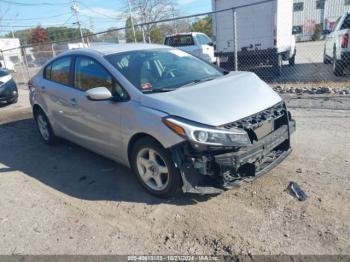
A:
6 26 92 45
150 27 163 44
312 24 322 41
125 16 143 42
191 16 213 37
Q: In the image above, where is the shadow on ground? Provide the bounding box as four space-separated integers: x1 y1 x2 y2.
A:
0 118 212 205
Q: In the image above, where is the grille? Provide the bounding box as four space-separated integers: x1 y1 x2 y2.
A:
221 102 285 130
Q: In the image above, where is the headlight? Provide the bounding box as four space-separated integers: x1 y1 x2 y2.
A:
163 116 250 147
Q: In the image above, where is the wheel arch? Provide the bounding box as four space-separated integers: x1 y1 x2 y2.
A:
127 132 165 166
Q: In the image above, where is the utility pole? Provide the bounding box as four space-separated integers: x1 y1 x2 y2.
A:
127 0 137 43
71 0 85 44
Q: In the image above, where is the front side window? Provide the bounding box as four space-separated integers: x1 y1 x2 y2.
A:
105 49 223 93
50 57 72 86
164 35 195 47
293 2 304 12
74 56 113 91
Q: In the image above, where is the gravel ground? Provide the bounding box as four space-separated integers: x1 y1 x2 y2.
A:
0 89 349 255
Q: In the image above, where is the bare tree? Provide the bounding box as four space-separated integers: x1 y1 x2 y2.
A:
125 0 177 42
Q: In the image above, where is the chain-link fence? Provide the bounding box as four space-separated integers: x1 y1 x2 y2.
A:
2 0 350 89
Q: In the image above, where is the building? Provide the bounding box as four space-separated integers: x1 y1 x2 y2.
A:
293 0 350 41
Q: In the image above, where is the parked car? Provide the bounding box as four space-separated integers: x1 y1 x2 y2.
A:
164 32 216 64
324 12 350 76
29 44 295 197
0 68 18 104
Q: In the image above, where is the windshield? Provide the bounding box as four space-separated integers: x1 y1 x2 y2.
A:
105 48 223 93
0 69 9 77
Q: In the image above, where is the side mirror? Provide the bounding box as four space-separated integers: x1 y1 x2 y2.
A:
208 42 214 46
86 87 112 101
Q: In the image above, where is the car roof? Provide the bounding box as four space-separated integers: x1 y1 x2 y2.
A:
64 43 171 56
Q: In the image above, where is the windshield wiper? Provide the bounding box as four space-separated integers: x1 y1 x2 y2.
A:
181 77 217 88
142 88 177 94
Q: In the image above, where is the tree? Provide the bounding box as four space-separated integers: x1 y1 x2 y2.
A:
125 0 177 42
150 27 163 43
29 27 52 58
98 27 123 43
125 16 143 43
191 16 213 37
30 26 49 45
6 26 92 45
312 24 322 41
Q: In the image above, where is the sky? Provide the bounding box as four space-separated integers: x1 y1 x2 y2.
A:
0 0 211 35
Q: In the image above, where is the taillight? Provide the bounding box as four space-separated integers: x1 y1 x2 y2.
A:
273 37 277 46
341 33 349 48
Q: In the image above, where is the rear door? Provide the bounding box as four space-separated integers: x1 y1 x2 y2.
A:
40 55 75 135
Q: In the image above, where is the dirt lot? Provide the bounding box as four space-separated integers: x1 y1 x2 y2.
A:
0 86 349 255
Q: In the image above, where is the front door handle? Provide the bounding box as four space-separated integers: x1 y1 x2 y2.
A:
41 86 46 92
69 98 78 106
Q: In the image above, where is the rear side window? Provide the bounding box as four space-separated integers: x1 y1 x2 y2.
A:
74 56 113 91
164 35 195 47
49 57 72 86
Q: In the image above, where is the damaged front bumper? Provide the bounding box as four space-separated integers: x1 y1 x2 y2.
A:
170 103 296 195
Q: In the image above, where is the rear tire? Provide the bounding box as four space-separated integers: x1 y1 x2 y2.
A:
289 49 296 66
34 108 59 145
323 51 331 64
130 137 182 198
333 52 344 76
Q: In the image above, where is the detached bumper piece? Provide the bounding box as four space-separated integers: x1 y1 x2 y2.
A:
171 102 296 195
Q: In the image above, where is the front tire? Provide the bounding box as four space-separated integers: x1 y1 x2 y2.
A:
130 137 182 198
7 97 18 104
34 108 59 145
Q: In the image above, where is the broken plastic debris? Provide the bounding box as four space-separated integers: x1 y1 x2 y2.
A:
288 181 307 201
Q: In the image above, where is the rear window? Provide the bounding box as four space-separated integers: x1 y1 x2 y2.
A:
165 35 195 47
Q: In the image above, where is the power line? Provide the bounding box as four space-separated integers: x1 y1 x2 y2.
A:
77 1 121 20
0 13 70 21
0 0 71 6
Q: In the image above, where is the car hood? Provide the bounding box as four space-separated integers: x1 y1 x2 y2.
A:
140 72 282 127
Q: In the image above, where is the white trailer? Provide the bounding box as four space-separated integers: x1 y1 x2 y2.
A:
212 0 296 75
0 38 21 71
